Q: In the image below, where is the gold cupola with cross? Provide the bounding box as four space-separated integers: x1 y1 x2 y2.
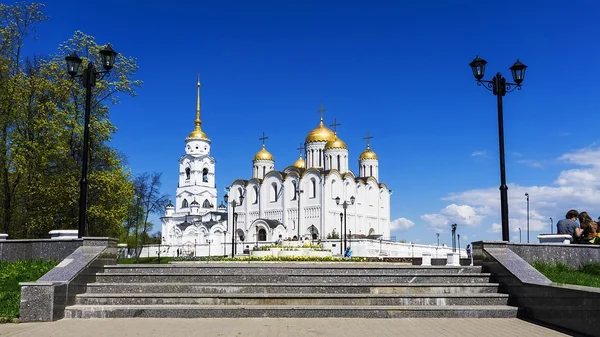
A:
186 75 210 142
305 102 335 143
359 132 379 180
253 132 275 179
324 117 347 150
292 143 306 169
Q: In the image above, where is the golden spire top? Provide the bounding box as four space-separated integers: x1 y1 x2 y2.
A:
364 132 373 149
186 75 209 141
195 74 201 126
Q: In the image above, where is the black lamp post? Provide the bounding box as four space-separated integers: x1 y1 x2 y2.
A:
457 234 461 257
65 45 118 238
339 212 343 255
470 56 527 242
224 193 244 257
436 233 440 246
525 192 530 243
518 228 522 243
550 217 554 235
296 188 304 240
335 195 355 252
451 223 457 252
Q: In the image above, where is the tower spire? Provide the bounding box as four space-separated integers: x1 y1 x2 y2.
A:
317 101 326 124
195 74 202 130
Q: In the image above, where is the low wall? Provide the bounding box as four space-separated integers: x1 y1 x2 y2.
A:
473 241 599 336
502 242 600 268
0 237 117 262
19 238 117 322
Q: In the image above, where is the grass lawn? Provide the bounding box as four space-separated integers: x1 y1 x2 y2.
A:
0 260 58 322
533 262 600 288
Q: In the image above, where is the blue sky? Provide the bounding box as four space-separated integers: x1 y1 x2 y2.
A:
24 0 600 245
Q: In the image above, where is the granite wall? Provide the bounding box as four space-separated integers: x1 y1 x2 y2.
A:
0 237 117 262
19 238 117 322
473 241 599 336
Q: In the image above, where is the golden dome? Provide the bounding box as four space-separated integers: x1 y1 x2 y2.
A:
292 155 305 169
305 119 335 143
254 144 274 161
324 134 347 150
187 127 209 140
359 144 378 160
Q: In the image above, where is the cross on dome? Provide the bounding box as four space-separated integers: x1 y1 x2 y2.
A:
363 132 374 147
259 131 269 146
317 101 326 121
330 117 341 134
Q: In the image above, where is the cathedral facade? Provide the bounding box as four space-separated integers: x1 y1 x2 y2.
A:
161 78 228 250
228 105 391 245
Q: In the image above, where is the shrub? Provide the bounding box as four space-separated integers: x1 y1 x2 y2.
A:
0 260 58 319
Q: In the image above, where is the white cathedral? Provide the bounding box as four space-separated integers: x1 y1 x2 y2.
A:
228 104 391 246
162 80 391 252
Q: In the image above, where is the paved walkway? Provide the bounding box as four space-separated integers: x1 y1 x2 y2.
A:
0 318 581 337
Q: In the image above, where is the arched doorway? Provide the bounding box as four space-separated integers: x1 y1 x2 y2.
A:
258 228 267 241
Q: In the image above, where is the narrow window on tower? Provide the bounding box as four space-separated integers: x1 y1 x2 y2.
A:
337 155 341 171
202 168 208 182
370 165 373 177
182 199 189 208
185 167 191 180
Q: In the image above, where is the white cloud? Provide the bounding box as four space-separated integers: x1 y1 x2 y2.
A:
421 204 485 231
423 145 600 237
489 223 501 233
518 159 543 168
471 151 486 157
390 217 415 231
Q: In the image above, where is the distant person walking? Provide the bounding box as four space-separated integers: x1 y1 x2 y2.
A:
344 246 353 259
556 209 580 242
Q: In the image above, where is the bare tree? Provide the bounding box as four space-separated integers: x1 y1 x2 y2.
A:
132 172 169 263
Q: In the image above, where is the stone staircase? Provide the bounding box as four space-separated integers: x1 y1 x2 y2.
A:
64 262 517 318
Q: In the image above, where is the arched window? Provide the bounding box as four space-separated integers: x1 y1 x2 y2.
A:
271 182 278 202
237 187 244 204
311 178 316 198
202 168 208 182
337 155 341 170
202 199 211 208
253 186 259 204
319 149 322 167
185 168 191 180
370 165 373 177
258 228 267 241
262 166 266 177
182 199 189 208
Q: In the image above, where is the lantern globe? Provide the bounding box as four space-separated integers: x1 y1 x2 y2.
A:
469 55 487 80
99 44 118 71
510 59 527 85
65 52 82 76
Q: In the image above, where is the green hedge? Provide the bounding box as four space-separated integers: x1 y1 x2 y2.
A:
533 262 600 288
0 260 58 320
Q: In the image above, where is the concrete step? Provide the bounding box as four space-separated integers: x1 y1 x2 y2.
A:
103 264 482 275
85 282 501 294
94 273 491 284
75 292 509 306
64 304 518 319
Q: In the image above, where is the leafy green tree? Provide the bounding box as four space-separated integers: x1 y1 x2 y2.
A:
0 2 141 238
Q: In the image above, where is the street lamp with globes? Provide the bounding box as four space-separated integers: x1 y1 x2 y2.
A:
335 195 355 252
469 56 527 242
65 45 118 238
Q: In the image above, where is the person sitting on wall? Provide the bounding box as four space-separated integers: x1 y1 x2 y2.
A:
275 235 283 245
243 245 250 254
577 212 600 245
344 246 353 259
556 209 580 242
